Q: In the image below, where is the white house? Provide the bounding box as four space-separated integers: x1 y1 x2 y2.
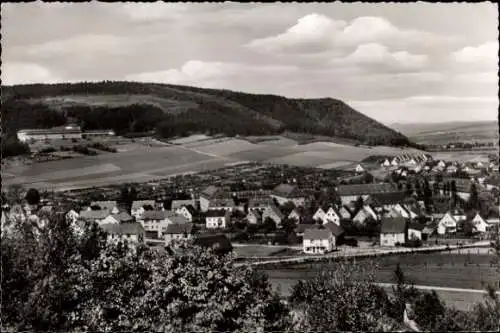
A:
199 186 227 212
338 206 352 220
79 209 110 225
205 209 231 229
407 222 424 241
355 164 365 173
262 204 285 226
89 201 119 214
131 200 156 219
287 208 301 222
175 205 196 222
270 184 306 207
382 159 391 168
353 205 378 224
303 228 334 254
471 213 489 233
380 217 406 246
246 210 262 224
313 206 341 225
437 160 446 169
437 213 458 235
391 158 399 166
100 222 145 245
164 223 193 246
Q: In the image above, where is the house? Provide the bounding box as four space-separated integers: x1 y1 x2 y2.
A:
407 221 424 241
270 184 306 207
101 211 134 225
17 126 83 142
247 197 274 212
323 222 345 245
337 183 397 206
380 217 407 246
339 206 352 220
407 158 417 165
164 223 193 246
471 213 489 233
303 228 334 254
175 205 197 222
208 198 235 212
89 201 119 214
79 209 110 225
381 159 391 168
355 164 365 173
171 199 196 211
205 209 231 229
139 210 188 237
199 186 229 212
193 234 233 255
437 213 458 235
422 226 434 240
295 223 321 237
313 206 341 225
131 200 156 219
352 205 379 224
366 192 407 211
446 165 458 174
437 160 446 169
451 209 467 222
287 208 302 222
246 210 262 224
391 158 399 166
262 204 285 226
100 222 145 244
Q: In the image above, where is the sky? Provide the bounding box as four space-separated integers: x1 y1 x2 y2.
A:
1 2 498 124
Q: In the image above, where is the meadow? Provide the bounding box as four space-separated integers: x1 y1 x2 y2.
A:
2 134 427 191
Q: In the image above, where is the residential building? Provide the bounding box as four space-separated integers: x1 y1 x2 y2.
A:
339 206 352 220
208 198 235 212
193 234 233 255
101 211 134 225
270 184 306 207
100 222 145 244
131 200 156 219
380 217 407 246
175 205 197 222
262 204 285 226
337 183 397 206
352 205 378 224
89 201 119 214
246 210 262 224
366 192 407 211
323 222 345 245
295 223 321 237
437 213 458 235
471 213 488 233
355 164 365 173
171 199 196 211
199 186 228 212
164 223 193 246
205 209 231 229
407 221 424 241
139 210 188 237
303 228 334 254
287 208 302 222
381 159 391 168
79 209 110 225
313 206 341 225
17 126 83 143
247 197 274 212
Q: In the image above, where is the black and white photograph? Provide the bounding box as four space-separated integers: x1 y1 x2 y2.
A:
1 1 499 332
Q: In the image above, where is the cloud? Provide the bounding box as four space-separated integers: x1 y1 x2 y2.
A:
452 41 498 66
125 60 300 89
454 72 498 84
340 43 428 71
121 3 190 21
245 14 450 55
1 62 62 85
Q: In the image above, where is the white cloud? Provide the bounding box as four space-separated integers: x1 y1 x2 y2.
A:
1 62 62 85
452 41 498 64
336 43 429 71
454 72 498 84
125 60 299 86
245 14 449 55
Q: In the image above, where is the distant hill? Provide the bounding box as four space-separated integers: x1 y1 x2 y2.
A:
391 121 499 144
2 81 416 148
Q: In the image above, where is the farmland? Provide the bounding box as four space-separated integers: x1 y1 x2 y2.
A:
260 252 499 311
1 134 426 191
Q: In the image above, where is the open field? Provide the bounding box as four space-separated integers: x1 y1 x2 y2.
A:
261 253 498 311
2 134 428 191
430 151 492 162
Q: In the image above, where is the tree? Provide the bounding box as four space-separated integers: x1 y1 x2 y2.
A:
25 188 41 206
262 217 277 235
354 196 364 212
468 183 479 211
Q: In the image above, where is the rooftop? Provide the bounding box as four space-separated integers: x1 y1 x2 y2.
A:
165 223 193 234
100 222 145 235
303 228 333 240
380 217 407 234
337 183 396 196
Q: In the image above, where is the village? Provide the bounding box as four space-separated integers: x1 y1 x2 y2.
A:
2 150 499 258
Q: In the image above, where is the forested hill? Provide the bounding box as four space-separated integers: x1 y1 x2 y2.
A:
2 81 416 147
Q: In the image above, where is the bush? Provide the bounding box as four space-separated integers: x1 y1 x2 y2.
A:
404 239 423 248
72 145 98 156
38 146 57 154
1 137 31 157
88 142 117 153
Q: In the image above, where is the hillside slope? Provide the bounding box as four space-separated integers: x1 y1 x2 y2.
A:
2 81 415 147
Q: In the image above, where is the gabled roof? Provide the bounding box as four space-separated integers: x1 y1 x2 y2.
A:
131 200 156 210
366 192 406 206
100 222 145 235
171 199 195 210
265 204 285 219
295 223 319 233
165 223 193 235
380 217 407 233
193 234 232 254
323 222 345 236
142 210 167 220
90 201 117 211
248 197 273 208
166 213 189 224
408 221 425 231
337 183 396 196
209 198 234 208
179 204 197 215
272 184 303 198
79 209 110 220
247 210 262 219
303 228 332 240
206 209 228 217
110 212 134 223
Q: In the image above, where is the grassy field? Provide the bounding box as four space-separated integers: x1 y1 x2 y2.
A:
2 134 428 191
261 252 498 311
